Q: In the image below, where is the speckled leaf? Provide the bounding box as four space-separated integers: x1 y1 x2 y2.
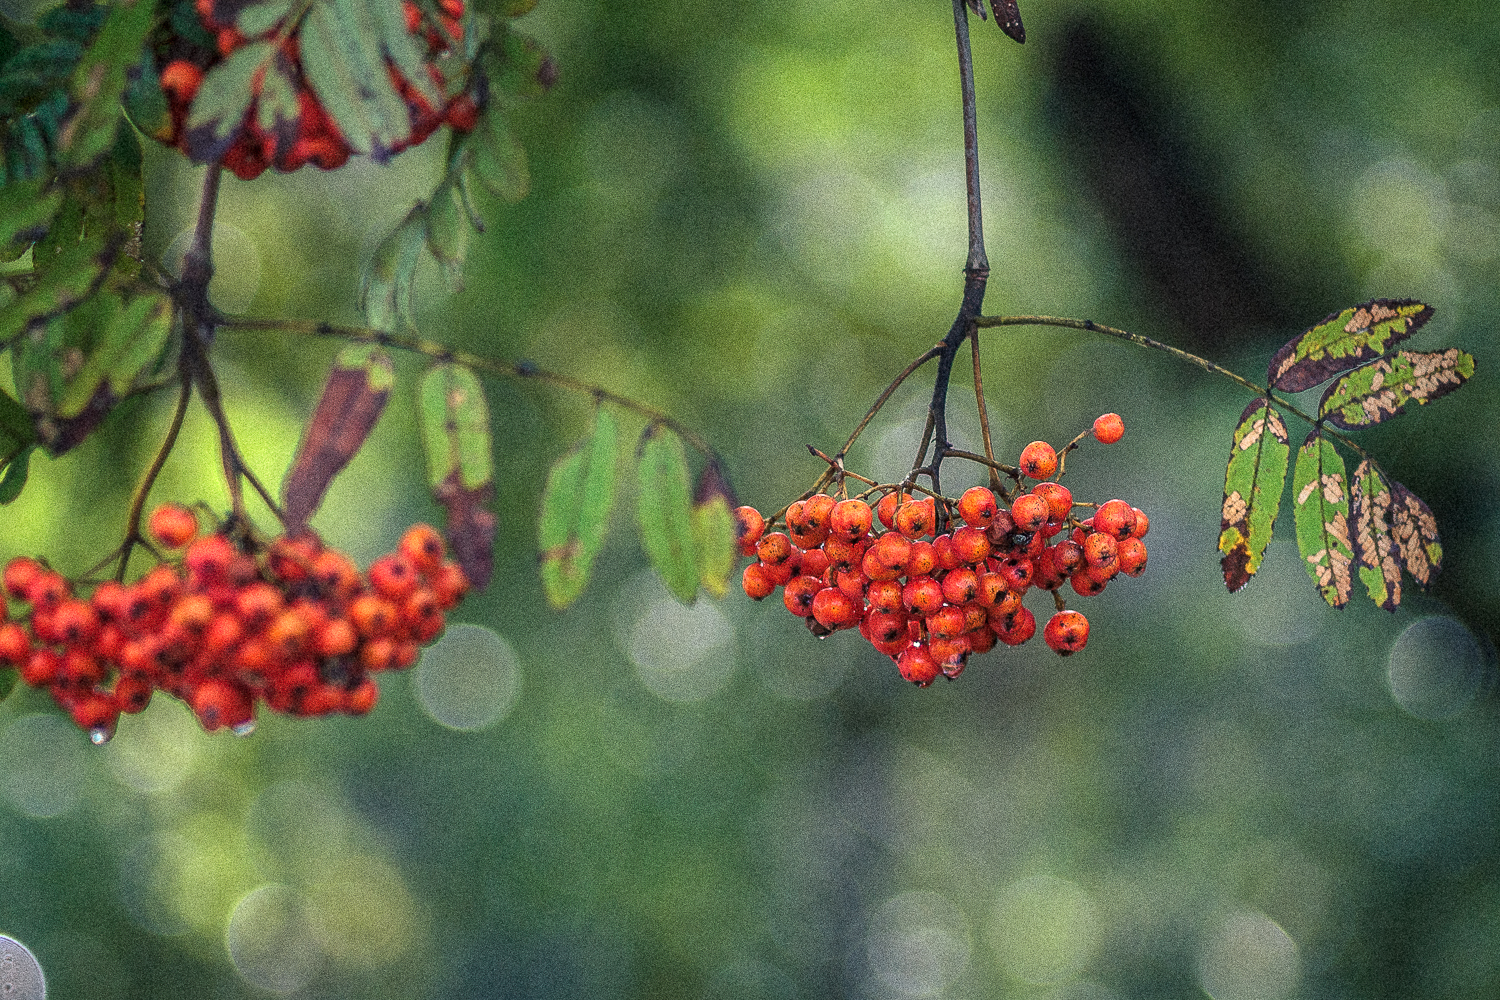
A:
300 0 416 159
1218 398 1290 592
418 362 492 493
57 289 171 417
637 425 698 604
1389 482 1442 592
1350 460 1401 611
1318 349 1474 430
280 344 394 532
1291 431 1354 608
988 0 1026 42
56 0 156 168
691 461 737 600
538 408 618 609
1267 299 1431 392
419 363 495 589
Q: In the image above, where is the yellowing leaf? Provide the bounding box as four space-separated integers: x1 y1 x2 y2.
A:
1218 398 1290 592
538 409 618 609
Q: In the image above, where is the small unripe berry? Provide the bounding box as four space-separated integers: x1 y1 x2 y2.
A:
1092 413 1124 444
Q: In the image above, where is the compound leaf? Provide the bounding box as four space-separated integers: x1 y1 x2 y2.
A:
636 425 698 604
1267 299 1431 392
1350 459 1401 611
1291 431 1354 608
280 343 394 533
1389 482 1442 592
538 408 618 609
1218 398 1290 592
1318 349 1474 430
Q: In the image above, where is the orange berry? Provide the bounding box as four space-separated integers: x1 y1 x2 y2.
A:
3 557 42 599
1092 413 1124 444
742 563 776 601
148 503 199 549
314 617 359 658
781 575 823 618
1018 441 1057 480
957 486 998 528
1094 500 1137 540
1118 537 1148 577
1030 482 1073 524
810 588 859 630
993 606 1036 646
368 553 419 601
1010 494 1048 533
192 679 254 732
897 645 940 686
894 498 935 540
399 524 446 575
734 506 767 556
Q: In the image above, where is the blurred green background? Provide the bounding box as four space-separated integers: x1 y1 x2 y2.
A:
2 0 1499 996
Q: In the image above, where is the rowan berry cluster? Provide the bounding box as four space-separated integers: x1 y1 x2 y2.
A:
159 0 476 179
0 505 467 743
738 420 1148 686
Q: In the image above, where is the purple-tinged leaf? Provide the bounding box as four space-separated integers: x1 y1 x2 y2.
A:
1350 459 1401 611
281 344 394 533
1318 349 1474 430
1389 482 1442 591
1267 299 1430 392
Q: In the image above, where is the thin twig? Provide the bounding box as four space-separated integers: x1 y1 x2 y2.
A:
977 313 1378 462
216 316 719 459
970 331 1001 492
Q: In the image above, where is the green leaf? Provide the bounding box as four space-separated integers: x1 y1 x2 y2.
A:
424 179 469 288
0 387 35 458
1267 299 1431 392
1350 460 1401 611
361 205 428 331
418 362 492 492
184 40 273 156
57 0 157 168
465 111 529 201
1317 349 1475 430
537 408 618 609
301 0 410 158
0 444 31 504
1389 482 1442 592
1291 431 1354 608
0 667 15 703
56 290 171 417
691 494 735 601
236 0 295 38
0 231 109 347
0 178 61 253
368 0 443 108
636 425 698 604
1218 398 1290 593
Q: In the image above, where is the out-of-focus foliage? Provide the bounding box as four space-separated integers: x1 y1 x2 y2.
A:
0 0 1496 997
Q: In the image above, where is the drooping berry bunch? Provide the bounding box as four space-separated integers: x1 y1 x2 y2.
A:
0 505 468 743
159 0 477 179
738 415 1148 686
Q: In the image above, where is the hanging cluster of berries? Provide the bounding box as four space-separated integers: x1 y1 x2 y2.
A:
0 505 468 743
738 415 1148 686
158 0 477 179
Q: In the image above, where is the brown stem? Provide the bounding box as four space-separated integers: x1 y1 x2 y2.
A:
114 377 192 581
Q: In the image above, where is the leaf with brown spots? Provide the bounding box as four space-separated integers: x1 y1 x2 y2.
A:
1389 482 1442 591
1291 431 1354 608
1350 460 1401 611
1318 349 1474 430
1267 299 1430 392
1218 398 1290 592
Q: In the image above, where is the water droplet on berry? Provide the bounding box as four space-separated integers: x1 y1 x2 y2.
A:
231 720 257 737
88 726 113 746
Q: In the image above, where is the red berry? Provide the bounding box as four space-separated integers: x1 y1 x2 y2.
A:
742 563 776 600
734 506 766 556
148 503 199 549
1094 499 1137 540
399 523 446 574
1030 482 1073 524
993 606 1036 646
1118 537 1149 577
957 486 998 528
1092 413 1124 444
1010 494 1048 534
1043 610 1090 655
1018 441 1058 480
894 498 935 539
897 645 940 686
829 499 873 543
